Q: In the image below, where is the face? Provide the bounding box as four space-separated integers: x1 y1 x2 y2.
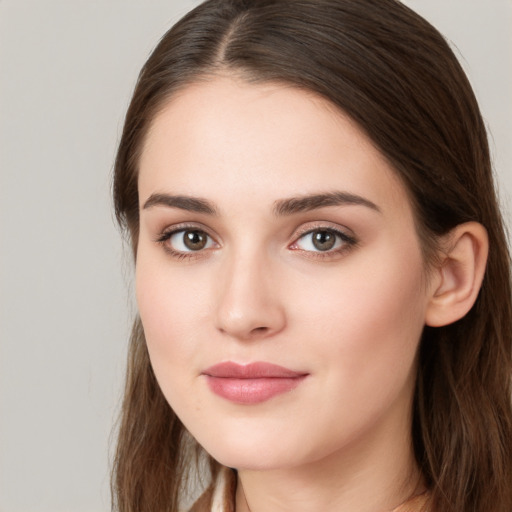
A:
136 77 434 471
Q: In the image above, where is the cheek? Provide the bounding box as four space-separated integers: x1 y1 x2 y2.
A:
271 252 427 456
287 245 427 389
135 254 211 376
135 260 216 428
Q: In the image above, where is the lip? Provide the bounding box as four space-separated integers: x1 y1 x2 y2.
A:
202 362 308 404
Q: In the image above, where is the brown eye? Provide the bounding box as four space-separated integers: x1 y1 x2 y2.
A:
167 229 215 252
311 230 336 251
183 230 208 250
293 228 355 253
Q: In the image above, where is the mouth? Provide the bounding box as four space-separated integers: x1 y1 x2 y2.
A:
202 361 309 404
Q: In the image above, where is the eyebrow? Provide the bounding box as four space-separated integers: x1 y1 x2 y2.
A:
143 193 217 215
142 191 380 216
273 191 380 216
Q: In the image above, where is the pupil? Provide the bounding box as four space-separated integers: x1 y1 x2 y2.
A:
184 230 207 250
312 230 335 251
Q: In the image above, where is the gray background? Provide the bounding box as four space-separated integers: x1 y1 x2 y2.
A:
1 1 511 511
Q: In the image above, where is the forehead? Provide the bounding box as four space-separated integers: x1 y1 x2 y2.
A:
138 76 410 217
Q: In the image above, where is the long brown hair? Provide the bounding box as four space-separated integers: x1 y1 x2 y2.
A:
112 1 512 510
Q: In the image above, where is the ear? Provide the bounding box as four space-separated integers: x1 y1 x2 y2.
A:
425 222 488 327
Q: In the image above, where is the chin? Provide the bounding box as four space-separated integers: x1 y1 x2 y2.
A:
188 425 296 471
193 425 327 472
209 447 296 472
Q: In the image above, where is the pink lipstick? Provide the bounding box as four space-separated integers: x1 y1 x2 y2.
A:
202 362 308 404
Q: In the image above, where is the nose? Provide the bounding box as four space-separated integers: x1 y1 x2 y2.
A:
214 251 286 341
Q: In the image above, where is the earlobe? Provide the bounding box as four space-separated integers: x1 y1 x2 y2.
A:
425 222 488 327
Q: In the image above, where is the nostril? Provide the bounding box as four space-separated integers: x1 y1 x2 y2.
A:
252 326 268 334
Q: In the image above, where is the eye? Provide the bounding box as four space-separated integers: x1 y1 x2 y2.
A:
163 229 216 253
292 228 355 253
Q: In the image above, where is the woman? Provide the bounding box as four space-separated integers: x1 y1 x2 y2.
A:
111 0 512 511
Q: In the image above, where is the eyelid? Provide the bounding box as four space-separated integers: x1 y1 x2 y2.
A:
155 222 218 241
153 220 357 260
154 222 220 259
291 221 356 241
288 222 358 257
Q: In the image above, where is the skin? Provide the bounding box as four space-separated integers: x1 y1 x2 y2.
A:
136 76 438 512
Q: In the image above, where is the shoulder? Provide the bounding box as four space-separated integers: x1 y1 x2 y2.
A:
187 466 237 512
392 491 431 512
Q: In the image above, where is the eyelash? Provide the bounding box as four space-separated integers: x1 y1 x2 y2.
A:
289 226 358 260
155 223 216 260
155 224 357 261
